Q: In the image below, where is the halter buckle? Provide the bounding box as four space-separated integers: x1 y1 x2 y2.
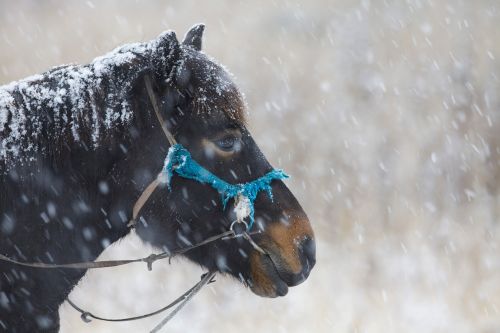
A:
81 312 92 323
229 219 248 237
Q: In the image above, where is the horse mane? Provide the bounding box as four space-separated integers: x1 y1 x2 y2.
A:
0 31 179 172
0 30 247 175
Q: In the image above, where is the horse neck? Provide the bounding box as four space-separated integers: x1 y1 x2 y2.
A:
0 73 168 261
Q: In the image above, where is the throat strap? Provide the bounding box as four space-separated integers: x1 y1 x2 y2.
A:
128 176 163 228
144 75 177 146
128 75 177 227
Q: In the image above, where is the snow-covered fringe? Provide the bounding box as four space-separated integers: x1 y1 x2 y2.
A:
0 31 179 169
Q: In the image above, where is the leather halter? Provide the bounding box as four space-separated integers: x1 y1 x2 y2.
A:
126 75 178 228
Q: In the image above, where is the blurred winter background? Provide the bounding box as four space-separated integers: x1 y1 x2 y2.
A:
2 0 500 332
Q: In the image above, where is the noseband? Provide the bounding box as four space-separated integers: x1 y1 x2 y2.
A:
0 74 288 331
162 144 289 229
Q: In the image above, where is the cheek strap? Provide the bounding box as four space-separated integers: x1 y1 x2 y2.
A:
161 144 289 230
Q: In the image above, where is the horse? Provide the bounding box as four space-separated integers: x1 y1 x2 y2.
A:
0 24 316 332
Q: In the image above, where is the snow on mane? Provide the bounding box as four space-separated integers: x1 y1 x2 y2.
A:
0 32 176 169
0 30 244 172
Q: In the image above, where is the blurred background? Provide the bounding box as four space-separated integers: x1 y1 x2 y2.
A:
2 0 500 332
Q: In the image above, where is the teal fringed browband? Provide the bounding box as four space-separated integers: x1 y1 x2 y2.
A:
162 144 289 230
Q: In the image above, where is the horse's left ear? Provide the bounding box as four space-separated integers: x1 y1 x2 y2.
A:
182 23 205 51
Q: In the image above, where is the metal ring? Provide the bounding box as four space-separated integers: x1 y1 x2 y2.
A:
81 312 92 323
229 220 248 235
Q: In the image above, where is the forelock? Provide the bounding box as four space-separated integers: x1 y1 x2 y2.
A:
174 47 246 125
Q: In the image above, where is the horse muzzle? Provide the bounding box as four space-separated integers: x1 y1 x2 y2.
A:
248 215 316 297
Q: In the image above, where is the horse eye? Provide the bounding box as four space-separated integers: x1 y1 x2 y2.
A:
214 135 241 152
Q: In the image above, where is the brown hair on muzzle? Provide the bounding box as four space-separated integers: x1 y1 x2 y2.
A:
249 210 315 297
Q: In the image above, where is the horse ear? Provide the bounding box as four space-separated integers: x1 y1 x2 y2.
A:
150 30 181 83
182 24 205 51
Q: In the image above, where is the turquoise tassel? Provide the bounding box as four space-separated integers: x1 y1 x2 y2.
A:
162 144 289 230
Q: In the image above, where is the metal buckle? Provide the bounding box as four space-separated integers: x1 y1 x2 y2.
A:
223 220 266 255
229 219 248 236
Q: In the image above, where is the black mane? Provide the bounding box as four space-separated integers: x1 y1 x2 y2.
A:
0 31 179 173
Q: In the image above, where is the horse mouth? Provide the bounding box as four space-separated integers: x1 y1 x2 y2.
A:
248 251 290 297
246 237 315 298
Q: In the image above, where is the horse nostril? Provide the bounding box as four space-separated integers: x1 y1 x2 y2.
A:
299 237 316 272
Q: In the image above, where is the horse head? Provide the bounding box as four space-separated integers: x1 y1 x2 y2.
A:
134 25 316 297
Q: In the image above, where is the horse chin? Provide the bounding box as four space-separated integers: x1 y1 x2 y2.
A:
248 252 289 298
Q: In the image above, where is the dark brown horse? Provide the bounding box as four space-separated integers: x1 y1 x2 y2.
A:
0 25 315 332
